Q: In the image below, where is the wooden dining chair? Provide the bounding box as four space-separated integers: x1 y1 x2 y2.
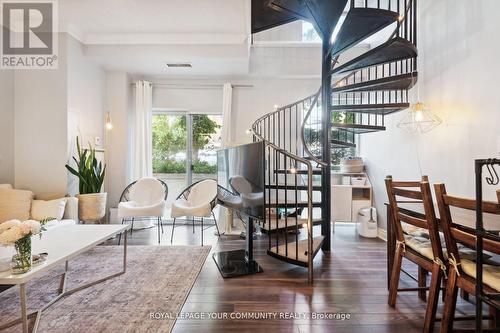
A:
434 183 500 332
386 175 447 333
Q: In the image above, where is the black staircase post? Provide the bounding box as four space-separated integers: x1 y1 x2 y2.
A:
321 38 332 252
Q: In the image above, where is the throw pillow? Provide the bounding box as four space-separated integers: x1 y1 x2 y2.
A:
31 198 67 221
0 189 34 223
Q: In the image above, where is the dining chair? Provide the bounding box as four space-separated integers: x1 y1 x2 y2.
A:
386 175 447 333
117 177 168 244
170 179 220 246
434 183 500 332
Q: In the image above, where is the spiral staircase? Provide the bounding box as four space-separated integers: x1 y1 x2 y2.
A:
251 0 418 283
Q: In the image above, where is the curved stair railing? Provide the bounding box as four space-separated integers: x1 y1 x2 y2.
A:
252 94 324 284
251 0 418 284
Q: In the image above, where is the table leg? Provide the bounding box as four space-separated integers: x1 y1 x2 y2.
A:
20 283 28 333
123 231 127 273
386 205 395 290
1 235 128 333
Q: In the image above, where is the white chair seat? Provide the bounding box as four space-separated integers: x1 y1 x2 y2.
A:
118 200 165 218
220 195 243 209
171 199 212 218
241 193 264 208
461 259 500 292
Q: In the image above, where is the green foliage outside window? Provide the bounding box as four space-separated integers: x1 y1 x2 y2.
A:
152 114 220 174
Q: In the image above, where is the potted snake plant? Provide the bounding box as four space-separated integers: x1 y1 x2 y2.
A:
65 137 107 223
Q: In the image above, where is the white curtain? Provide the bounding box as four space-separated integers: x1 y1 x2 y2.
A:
219 83 235 234
221 83 233 147
131 80 153 180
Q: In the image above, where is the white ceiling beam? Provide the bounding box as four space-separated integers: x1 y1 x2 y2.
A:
81 33 248 46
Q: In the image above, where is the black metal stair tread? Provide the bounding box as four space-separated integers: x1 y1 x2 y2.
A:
274 168 322 175
269 0 314 22
332 123 386 134
330 7 399 57
332 37 417 75
251 0 299 33
331 139 357 148
264 184 323 191
267 235 325 267
299 0 349 37
332 102 410 115
266 201 322 208
332 72 418 93
270 0 348 38
261 219 323 232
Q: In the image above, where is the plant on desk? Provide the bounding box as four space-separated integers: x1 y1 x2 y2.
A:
0 218 53 274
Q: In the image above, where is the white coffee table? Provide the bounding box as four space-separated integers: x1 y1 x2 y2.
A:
0 224 129 333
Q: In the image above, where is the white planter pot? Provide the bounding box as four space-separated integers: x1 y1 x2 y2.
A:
77 193 107 223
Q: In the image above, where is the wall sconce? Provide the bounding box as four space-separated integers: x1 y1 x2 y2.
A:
397 102 442 134
105 112 113 130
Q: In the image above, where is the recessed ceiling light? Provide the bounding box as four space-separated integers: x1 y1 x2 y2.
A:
165 62 192 68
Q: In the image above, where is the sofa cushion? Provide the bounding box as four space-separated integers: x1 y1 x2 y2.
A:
0 189 34 223
31 198 67 221
63 197 79 221
0 184 13 190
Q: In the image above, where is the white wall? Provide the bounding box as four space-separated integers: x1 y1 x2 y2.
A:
105 72 132 208
0 71 15 184
153 84 222 114
12 34 106 199
14 34 69 199
360 0 500 229
253 21 303 42
67 35 106 196
231 78 318 144
67 35 105 148
150 77 319 145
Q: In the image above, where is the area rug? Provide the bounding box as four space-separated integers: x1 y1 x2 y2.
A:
0 245 211 333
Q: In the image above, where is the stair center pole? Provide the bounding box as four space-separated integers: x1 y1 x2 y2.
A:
321 37 332 252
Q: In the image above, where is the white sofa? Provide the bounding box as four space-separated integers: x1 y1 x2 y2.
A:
0 184 78 264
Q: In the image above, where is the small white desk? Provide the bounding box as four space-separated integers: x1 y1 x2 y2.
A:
0 224 128 333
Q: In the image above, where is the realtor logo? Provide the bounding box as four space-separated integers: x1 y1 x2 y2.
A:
1 0 58 69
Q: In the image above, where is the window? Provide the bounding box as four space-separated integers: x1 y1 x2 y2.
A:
152 113 222 212
302 21 321 42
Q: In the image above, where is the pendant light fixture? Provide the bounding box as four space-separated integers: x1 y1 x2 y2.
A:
397 13 442 135
397 101 442 134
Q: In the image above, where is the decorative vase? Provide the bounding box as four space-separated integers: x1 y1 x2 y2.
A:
77 193 107 224
11 236 32 274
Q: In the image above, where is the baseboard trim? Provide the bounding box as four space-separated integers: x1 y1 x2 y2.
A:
377 227 387 242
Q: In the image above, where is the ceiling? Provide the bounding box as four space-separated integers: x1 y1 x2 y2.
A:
59 0 252 76
58 0 373 77
60 0 249 38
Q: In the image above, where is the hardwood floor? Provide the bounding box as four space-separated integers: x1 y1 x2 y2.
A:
106 221 480 332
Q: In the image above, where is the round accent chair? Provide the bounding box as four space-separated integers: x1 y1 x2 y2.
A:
117 177 168 244
170 179 220 246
